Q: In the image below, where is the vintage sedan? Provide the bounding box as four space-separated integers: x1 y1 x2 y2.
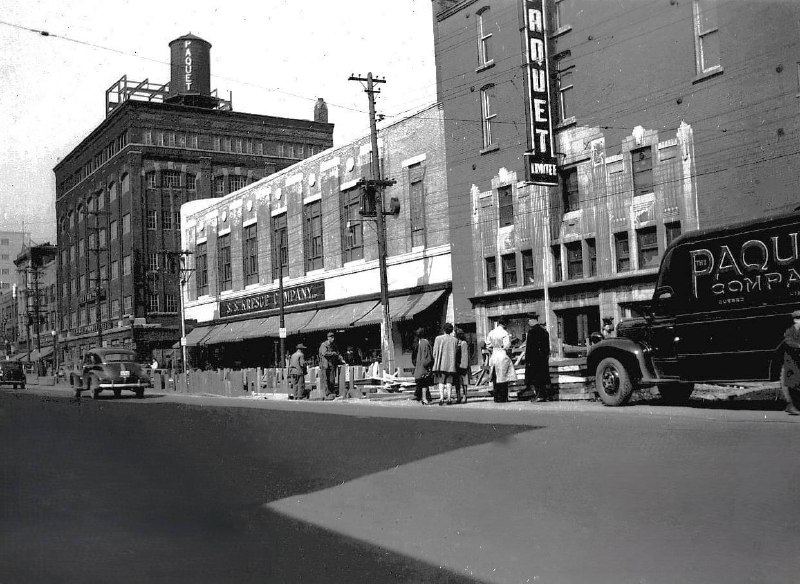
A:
0 360 26 389
70 348 150 399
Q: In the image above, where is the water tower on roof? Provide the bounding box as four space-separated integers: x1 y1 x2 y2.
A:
165 33 217 108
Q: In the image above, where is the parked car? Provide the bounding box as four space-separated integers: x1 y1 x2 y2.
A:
0 360 26 389
70 348 151 399
587 209 800 406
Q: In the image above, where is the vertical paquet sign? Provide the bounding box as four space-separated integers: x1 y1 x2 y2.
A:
523 0 558 185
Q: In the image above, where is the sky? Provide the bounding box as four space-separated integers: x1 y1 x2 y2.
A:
0 0 438 244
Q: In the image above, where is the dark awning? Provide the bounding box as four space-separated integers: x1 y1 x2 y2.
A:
303 300 379 333
203 321 251 344
356 290 447 325
184 325 219 347
29 346 54 361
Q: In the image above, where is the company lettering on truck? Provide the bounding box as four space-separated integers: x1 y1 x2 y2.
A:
690 231 800 303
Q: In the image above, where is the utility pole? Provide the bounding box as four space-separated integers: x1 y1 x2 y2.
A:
87 211 111 347
163 250 194 373
349 72 397 374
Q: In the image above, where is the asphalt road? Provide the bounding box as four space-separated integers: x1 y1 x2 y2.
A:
1 388 798 584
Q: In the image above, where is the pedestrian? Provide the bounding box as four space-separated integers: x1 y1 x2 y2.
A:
318 331 341 400
524 312 552 402
344 346 362 366
485 316 516 403
432 323 459 405
151 356 159 372
602 317 615 338
288 343 309 400
411 328 433 404
780 309 800 416
455 328 470 404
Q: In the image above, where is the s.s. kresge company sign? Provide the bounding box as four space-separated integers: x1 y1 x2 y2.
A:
219 281 325 318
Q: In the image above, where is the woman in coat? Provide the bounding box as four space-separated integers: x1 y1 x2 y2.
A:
485 316 517 403
432 322 459 405
411 328 433 404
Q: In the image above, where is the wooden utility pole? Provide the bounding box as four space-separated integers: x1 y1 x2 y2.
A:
348 72 396 374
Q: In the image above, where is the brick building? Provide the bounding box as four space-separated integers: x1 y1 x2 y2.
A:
13 244 58 368
54 34 333 367
0 231 28 293
181 104 450 372
432 0 800 351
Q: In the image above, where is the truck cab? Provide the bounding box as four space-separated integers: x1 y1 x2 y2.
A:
587 209 800 406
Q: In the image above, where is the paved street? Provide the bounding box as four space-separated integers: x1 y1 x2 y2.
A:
1 386 798 584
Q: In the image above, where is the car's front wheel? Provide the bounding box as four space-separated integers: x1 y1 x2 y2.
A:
595 357 635 406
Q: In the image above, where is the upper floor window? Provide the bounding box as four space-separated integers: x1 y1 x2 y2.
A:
186 174 196 191
163 170 181 188
631 146 654 197
498 185 513 227
304 201 323 272
501 253 517 288
165 295 178 313
217 234 232 291
272 213 289 279
521 249 535 285
122 213 131 234
566 241 583 279
409 163 426 248
214 177 225 196
341 188 364 263
480 84 497 150
195 243 208 296
148 294 160 313
148 253 159 272
615 232 631 272
561 167 579 212
586 238 597 277
121 173 130 195
552 245 563 282
693 0 720 75
0 239 7 246
123 254 132 276
146 172 158 189
229 175 246 192
243 223 259 286
476 7 493 67
557 69 574 122
162 211 173 230
144 130 153 145
553 0 568 30
666 221 682 247
637 227 659 269
486 256 497 291
147 210 157 230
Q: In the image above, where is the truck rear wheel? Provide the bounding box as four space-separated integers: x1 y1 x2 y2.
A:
595 357 634 406
658 383 694 405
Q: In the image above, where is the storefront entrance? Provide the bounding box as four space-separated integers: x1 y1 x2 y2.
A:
556 306 601 349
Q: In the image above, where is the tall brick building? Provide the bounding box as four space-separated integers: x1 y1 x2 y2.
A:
432 0 800 351
181 104 450 372
54 34 333 366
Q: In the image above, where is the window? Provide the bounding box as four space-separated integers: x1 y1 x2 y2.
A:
693 0 720 74
123 255 132 276
632 146 653 197
476 7 493 67
146 172 158 189
78 239 85 257
498 185 513 227
79 274 86 292
341 189 363 263
167 133 176 147
213 136 221 151
162 210 173 230
229 175 246 191
163 170 181 188
501 253 517 288
174 212 181 228
557 70 574 122
243 223 259 286
272 214 289 279
165 295 178 313
155 132 165 147
123 295 132 312
148 253 159 272
409 163 426 247
147 210 157 230
214 177 225 196
486 256 497 291
586 238 597 277
121 173 129 195
304 201 323 272
188 134 198 149
186 174 196 191
217 234 232 291
111 260 119 280
637 227 659 269
122 213 131 234
99 228 106 246
552 245 563 282
615 232 631 272
144 130 153 145
99 264 107 282
110 220 118 240
561 167 579 212
566 241 583 279
111 299 120 317
177 133 186 148
234 138 243 153
480 85 496 149
148 294 160 312
666 221 682 247
222 137 231 152
0 238 8 245
196 242 208 296
554 0 567 29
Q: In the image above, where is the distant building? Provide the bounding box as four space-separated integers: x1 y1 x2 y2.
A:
13 244 58 367
54 34 333 366
432 0 800 352
0 231 28 293
181 104 450 372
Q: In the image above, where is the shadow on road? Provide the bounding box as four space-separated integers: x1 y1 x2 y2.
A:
1 392 537 583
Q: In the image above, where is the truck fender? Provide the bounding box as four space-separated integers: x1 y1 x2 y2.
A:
587 338 651 381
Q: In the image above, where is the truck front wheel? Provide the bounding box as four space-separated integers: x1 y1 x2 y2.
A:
595 357 634 406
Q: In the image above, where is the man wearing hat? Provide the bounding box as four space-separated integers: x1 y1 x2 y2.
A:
318 331 341 400
288 343 309 400
780 309 800 415
524 311 552 402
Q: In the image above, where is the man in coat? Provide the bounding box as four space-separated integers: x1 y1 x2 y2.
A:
781 309 800 416
288 343 308 400
318 331 341 400
524 312 552 402
432 322 459 405
411 328 433 404
485 316 516 402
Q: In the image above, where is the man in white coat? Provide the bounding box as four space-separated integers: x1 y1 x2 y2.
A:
485 316 517 402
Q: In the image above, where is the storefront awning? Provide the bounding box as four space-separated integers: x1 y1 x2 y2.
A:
184 325 219 347
203 320 252 345
356 290 447 325
303 300 380 333
10 353 28 361
29 346 54 361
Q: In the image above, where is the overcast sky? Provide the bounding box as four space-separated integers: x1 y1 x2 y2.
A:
0 0 437 243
